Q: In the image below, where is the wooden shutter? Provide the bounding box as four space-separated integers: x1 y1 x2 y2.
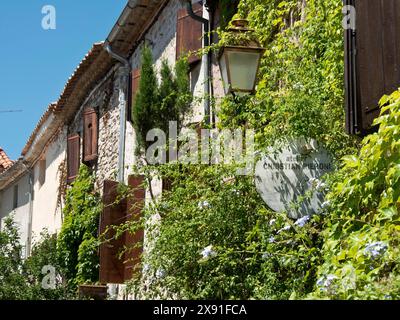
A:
176 3 203 64
83 108 98 162
128 69 141 123
99 180 127 284
99 177 145 284
345 0 400 135
124 175 145 280
67 134 80 183
162 178 173 193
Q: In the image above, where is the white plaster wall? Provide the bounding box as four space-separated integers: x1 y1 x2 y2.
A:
0 174 30 256
31 128 66 243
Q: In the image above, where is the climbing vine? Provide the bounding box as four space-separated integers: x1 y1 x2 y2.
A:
57 165 101 288
308 90 400 299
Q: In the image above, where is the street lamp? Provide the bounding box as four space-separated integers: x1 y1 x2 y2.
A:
218 19 265 96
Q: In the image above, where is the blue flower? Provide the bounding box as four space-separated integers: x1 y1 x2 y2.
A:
268 236 275 243
262 253 270 259
294 215 310 227
364 241 388 259
201 245 217 259
198 201 210 210
277 225 291 234
316 274 337 291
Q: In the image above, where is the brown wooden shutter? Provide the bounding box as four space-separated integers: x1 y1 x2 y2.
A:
83 108 98 162
176 3 203 65
162 178 173 193
124 175 145 280
99 180 127 284
67 134 80 183
128 69 141 123
345 0 400 135
99 177 145 284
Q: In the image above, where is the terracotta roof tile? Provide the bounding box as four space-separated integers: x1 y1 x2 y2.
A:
0 147 13 173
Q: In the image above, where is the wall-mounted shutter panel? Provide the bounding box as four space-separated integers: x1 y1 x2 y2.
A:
128 69 141 123
124 175 145 280
99 180 127 284
162 178 173 192
345 0 400 135
176 3 203 65
67 134 80 183
83 108 98 162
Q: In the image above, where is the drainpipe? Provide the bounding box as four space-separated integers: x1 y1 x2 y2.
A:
26 168 34 256
185 0 211 126
104 41 131 183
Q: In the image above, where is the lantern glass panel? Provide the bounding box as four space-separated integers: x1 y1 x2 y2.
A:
219 53 230 95
226 50 260 93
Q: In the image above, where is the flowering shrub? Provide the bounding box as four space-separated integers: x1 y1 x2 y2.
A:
126 164 324 299
309 90 400 299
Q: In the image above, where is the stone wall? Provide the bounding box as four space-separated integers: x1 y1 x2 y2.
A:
68 66 122 192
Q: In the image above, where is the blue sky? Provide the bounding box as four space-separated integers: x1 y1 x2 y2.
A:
0 0 126 160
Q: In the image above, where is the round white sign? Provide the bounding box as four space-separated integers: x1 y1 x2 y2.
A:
255 138 333 219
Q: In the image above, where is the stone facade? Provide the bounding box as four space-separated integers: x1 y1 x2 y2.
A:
68 66 122 192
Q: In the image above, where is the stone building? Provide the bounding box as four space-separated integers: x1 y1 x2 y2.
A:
0 0 225 298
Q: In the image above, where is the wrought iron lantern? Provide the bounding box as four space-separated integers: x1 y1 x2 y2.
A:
219 19 265 96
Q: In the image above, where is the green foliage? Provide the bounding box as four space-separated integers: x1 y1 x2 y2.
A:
127 164 322 299
133 45 192 152
218 0 358 160
133 45 160 150
309 90 400 299
0 217 30 299
57 164 101 288
0 218 74 300
24 230 75 299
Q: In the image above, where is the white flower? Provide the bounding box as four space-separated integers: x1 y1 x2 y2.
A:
277 225 291 234
232 189 240 196
201 245 217 259
198 201 210 210
155 269 166 279
321 200 331 209
316 181 327 191
269 219 276 226
143 263 151 273
294 215 310 227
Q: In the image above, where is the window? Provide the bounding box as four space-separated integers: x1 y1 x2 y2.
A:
13 184 18 210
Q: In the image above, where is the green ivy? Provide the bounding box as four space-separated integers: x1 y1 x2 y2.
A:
309 90 400 299
218 0 358 160
57 165 101 289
